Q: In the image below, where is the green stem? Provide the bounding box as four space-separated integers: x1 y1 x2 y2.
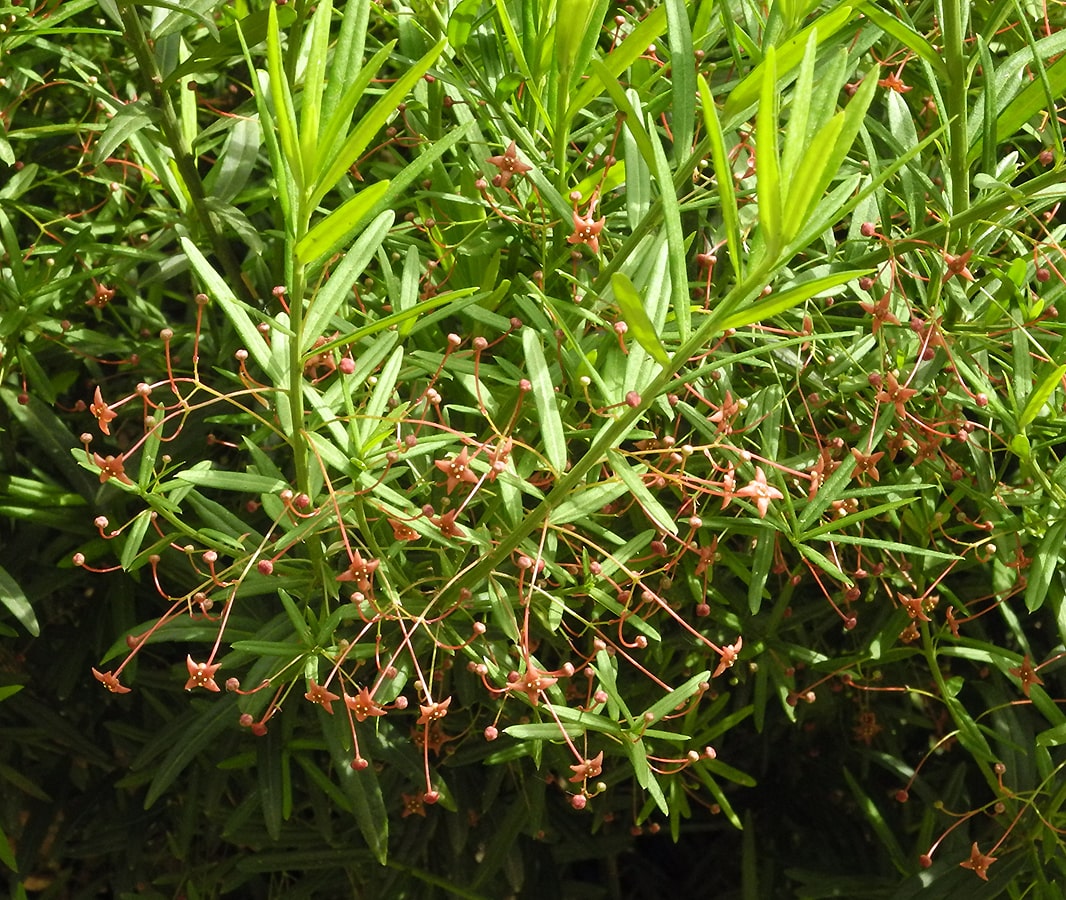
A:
942 0 970 247
115 1 254 307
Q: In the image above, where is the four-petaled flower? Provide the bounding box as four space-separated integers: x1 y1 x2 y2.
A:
417 696 452 726
434 447 479 494
90 387 118 436
568 750 604 783
859 293 901 335
86 282 115 308
185 655 221 692
567 195 606 254
485 140 532 188
959 841 997 881
733 467 784 518
878 71 913 93
713 636 743 678
850 447 885 484
710 391 742 435
401 791 426 818
335 550 379 593
875 372 918 418
345 686 387 722
93 452 134 485
1008 654 1044 698
92 667 131 694
510 665 558 706
305 678 341 714
898 593 931 622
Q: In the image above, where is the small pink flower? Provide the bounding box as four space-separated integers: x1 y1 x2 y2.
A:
92 667 131 694
434 446 479 494
568 751 604 783
185 655 221 692
305 679 341 714
733 467 783 518
344 686 387 722
713 636 743 678
416 696 452 726
89 387 118 436
959 841 996 880
335 550 379 593
92 452 134 485
485 140 532 187
567 195 606 254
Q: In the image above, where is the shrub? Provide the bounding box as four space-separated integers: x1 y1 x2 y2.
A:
2 0 1066 897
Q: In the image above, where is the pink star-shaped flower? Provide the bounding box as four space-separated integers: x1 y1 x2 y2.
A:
417 696 452 726
335 550 379 592
713 636 743 678
89 387 118 436
305 679 341 714
434 446 479 494
185 655 221 692
344 686 387 722
485 140 532 188
959 841 997 880
568 751 604 783
567 196 606 254
733 467 783 518
92 452 134 485
92 667 131 694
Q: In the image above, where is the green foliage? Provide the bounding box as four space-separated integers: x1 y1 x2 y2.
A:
2 0 1066 897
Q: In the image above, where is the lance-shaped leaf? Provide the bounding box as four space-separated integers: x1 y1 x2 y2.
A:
611 272 670 366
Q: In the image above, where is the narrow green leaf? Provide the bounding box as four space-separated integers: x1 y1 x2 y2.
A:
648 115 692 339
567 4 668 115
756 45 782 253
747 528 776 613
611 273 670 366
257 721 285 840
780 31 818 183
138 407 165 488
1026 518 1066 612
310 40 445 211
522 329 567 472
145 698 238 808
316 43 393 184
0 564 38 636
447 0 482 49
698 75 743 278
783 68 877 244
842 768 909 872
265 2 304 193
1019 362 1066 430
176 469 288 493
716 270 871 333
606 449 678 534
797 542 853 584
723 4 854 122
504 722 584 740
638 671 711 725
295 180 390 267
301 210 393 352
321 0 370 125
0 820 17 871
119 510 153 571
664 0 694 160
299 0 333 182
322 706 388 864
